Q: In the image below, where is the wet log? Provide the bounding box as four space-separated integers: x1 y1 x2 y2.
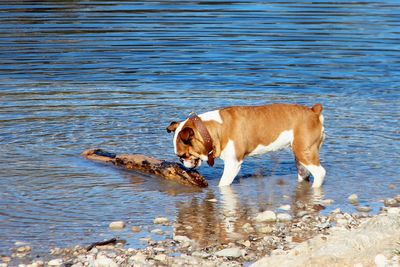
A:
81 148 208 188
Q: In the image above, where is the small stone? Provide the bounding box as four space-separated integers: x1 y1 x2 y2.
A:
278 205 291 211
375 254 387 267
215 247 243 258
255 210 276 222
331 208 341 214
387 207 400 215
151 229 164 235
109 221 125 230
130 253 147 264
394 195 400 202
154 254 167 262
356 206 372 212
192 251 210 258
131 226 141 232
206 198 217 202
153 217 169 224
321 199 334 206
243 240 251 247
95 255 118 267
1 257 11 263
384 198 398 207
277 213 292 222
48 259 63 267
31 261 44 267
389 184 396 189
173 235 192 243
348 194 358 204
257 226 273 234
16 246 31 253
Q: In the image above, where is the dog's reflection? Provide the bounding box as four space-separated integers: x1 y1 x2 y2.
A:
174 182 325 248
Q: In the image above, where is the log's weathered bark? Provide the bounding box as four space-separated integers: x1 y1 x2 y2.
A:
81 148 208 188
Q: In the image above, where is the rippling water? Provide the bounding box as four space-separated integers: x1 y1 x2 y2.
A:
0 0 399 258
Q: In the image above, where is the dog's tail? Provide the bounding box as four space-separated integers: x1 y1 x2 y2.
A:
311 103 323 115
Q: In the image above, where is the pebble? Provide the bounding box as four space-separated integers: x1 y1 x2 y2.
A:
206 198 218 202
16 246 31 253
321 199 335 206
154 254 167 262
173 235 192 243
356 206 372 212
243 240 251 247
131 226 141 232
47 259 63 266
374 254 388 267
95 255 118 267
257 226 273 234
348 194 358 204
395 195 400 202
387 207 400 215
255 210 277 222
151 229 164 235
384 198 398 207
130 253 147 265
192 251 210 258
278 205 291 211
277 213 292 222
153 217 169 224
109 221 125 230
215 247 243 258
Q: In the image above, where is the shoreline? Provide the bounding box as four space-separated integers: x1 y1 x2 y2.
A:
2 195 399 267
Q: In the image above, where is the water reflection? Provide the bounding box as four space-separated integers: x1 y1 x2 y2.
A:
174 182 324 248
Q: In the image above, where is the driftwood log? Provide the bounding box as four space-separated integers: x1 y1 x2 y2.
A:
82 148 208 188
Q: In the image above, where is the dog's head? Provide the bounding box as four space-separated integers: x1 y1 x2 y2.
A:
166 120 210 169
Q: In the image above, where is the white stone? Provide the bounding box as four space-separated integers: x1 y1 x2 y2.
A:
192 251 210 258
348 194 358 203
48 259 63 267
153 217 169 224
258 226 273 234
387 207 400 215
130 253 147 264
321 199 334 206
278 205 291 211
374 254 387 267
173 235 192 243
95 255 118 267
151 229 164 235
255 210 277 222
154 254 167 262
108 221 125 230
206 198 218 202
277 213 292 222
215 247 243 258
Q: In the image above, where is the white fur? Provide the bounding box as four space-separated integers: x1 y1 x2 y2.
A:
302 164 326 188
199 110 223 124
219 140 242 187
248 130 294 156
173 119 187 154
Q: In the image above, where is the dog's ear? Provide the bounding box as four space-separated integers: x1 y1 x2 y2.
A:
179 127 194 144
166 121 179 133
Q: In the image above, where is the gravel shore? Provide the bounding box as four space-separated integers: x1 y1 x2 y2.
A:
2 195 399 267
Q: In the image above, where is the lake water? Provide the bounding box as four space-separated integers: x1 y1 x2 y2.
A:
0 0 399 258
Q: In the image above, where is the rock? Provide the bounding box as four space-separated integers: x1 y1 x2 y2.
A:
192 251 210 258
31 261 44 267
243 240 251 248
16 245 31 253
395 195 400 202
384 198 398 207
321 199 334 206
255 210 276 222
95 255 118 267
131 226 141 232
48 259 63 266
356 206 372 212
173 235 192 243
151 229 164 235
374 254 388 267
348 194 358 204
153 217 169 224
109 221 125 230
206 198 217 202
277 213 292 222
154 254 167 262
215 247 243 258
257 226 273 234
387 207 400 215
278 205 291 211
388 183 396 189
130 253 147 265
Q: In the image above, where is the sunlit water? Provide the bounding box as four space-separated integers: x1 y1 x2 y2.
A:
0 0 399 258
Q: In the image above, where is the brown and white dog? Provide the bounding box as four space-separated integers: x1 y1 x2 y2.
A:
166 103 326 187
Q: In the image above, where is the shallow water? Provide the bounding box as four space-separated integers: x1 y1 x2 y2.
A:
0 0 399 257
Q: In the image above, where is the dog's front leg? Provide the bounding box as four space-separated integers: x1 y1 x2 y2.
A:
218 159 242 187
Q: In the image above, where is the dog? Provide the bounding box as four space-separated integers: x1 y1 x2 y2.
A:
166 103 326 187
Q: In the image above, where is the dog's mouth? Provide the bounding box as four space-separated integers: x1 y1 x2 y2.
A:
180 157 202 169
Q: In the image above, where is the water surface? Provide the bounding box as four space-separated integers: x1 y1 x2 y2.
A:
0 0 399 257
